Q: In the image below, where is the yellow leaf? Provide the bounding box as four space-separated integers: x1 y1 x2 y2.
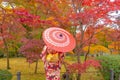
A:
46 17 55 20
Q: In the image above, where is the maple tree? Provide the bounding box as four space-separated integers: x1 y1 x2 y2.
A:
0 1 26 69
12 7 45 73
108 41 120 54
0 3 15 69
69 0 120 78
19 39 44 63
83 45 110 54
107 29 120 54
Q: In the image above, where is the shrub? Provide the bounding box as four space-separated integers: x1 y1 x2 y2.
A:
0 69 12 80
0 50 4 58
9 51 16 57
97 55 120 80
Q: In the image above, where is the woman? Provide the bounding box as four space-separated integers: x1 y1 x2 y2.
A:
40 45 65 80
41 27 76 80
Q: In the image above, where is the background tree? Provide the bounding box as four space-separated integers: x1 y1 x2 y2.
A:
0 3 15 69
13 7 44 73
0 1 26 69
107 29 120 54
69 0 120 79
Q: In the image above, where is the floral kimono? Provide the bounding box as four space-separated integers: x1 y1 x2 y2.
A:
40 46 65 80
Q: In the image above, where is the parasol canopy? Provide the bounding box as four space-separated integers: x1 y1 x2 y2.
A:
42 27 76 52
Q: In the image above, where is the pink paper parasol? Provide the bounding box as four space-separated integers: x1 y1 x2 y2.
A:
42 27 76 52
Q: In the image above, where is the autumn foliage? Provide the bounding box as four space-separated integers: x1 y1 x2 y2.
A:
0 0 120 78
19 39 44 63
13 8 41 27
67 59 101 74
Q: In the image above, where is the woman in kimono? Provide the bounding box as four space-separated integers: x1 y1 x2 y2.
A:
40 45 65 80
41 27 76 80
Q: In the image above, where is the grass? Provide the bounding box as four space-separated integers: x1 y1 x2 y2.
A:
0 56 104 80
0 58 46 80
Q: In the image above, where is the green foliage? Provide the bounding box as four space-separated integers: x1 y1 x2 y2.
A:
8 51 16 57
7 42 22 57
0 50 4 58
97 55 120 80
0 69 12 80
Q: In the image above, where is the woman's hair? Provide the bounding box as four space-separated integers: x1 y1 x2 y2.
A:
47 48 57 54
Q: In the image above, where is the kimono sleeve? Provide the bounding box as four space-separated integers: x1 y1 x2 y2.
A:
40 46 47 62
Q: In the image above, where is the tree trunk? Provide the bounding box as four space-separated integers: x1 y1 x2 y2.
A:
84 43 91 61
3 38 10 69
34 60 38 74
4 39 10 69
6 52 10 69
0 28 10 69
75 46 81 80
77 73 81 80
